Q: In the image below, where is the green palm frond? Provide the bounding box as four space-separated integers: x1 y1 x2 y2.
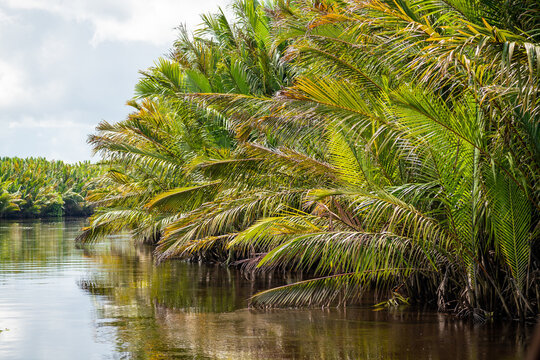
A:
487 168 532 291
145 182 222 212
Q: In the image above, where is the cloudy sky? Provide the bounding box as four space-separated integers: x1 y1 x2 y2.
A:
0 0 225 163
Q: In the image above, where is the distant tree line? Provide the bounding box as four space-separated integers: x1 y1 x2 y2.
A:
0 157 102 218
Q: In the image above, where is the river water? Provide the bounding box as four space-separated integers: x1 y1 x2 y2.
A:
0 219 532 359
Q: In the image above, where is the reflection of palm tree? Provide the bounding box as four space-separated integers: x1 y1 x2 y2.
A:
77 241 526 360
0 219 87 265
78 242 279 313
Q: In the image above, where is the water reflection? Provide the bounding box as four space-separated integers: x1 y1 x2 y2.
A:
0 220 531 359
79 241 286 313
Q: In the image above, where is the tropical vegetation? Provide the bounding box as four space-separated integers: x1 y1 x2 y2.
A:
0 157 102 218
79 0 539 321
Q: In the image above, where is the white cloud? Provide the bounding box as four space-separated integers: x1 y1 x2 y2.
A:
0 60 26 107
8 116 93 130
0 0 225 162
1 113 95 163
1 0 224 46
0 59 65 109
38 36 69 66
0 6 13 23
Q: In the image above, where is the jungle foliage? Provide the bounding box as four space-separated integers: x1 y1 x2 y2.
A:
0 157 102 218
79 0 539 320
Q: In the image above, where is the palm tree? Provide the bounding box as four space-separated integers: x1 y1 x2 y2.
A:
79 0 292 248
0 157 100 218
206 0 539 319
0 183 20 217
81 0 539 320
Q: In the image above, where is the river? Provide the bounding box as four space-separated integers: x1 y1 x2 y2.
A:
0 219 532 359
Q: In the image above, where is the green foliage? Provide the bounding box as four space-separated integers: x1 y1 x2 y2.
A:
81 0 539 320
0 157 102 218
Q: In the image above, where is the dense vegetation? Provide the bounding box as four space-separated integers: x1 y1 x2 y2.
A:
79 0 539 321
0 157 101 218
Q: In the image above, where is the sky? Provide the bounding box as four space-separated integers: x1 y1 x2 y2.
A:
0 0 225 163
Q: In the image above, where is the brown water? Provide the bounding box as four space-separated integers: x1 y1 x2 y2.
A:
0 219 532 359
